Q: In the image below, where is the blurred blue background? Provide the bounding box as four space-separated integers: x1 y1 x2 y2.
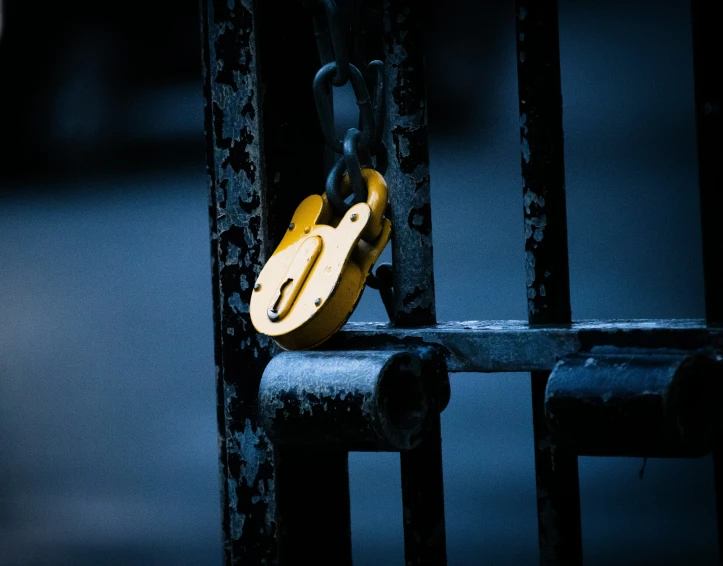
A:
0 0 717 564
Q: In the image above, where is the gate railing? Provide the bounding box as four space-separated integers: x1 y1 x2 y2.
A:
200 1 722 564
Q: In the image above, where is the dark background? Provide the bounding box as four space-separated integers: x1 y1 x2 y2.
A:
0 1 716 564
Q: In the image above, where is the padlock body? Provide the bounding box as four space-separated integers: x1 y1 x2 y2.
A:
250 179 391 350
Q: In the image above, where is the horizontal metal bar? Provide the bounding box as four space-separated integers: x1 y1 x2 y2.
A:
328 320 723 373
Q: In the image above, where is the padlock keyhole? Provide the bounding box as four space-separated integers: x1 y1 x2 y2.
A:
268 278 293 321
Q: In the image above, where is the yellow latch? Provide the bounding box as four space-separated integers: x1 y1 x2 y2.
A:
250 168 391 350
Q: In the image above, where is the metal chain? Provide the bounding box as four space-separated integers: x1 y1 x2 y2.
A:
304 0 388 216
303 0 394 319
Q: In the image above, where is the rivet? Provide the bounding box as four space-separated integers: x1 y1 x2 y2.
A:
314 298 322 306
304 227 310 234
288 223 295 230
254 283 260 291
350 213 358 221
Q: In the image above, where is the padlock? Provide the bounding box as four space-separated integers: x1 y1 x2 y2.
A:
250 168 391 350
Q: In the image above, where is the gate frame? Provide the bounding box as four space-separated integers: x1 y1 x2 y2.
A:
200 1 723 564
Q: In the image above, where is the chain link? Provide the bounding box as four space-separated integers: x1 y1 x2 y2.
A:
304 0 394 319
304 0 386 217
304 0 351 86
313 62 376 154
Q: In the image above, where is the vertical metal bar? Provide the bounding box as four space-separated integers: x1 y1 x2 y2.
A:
692 0 723 328
275 447 353 565
202 0 349 563
399 415 446 566
383 0 437 329
691 1 723 562
383 2 447 564
515 2 583 565
201 1 275 562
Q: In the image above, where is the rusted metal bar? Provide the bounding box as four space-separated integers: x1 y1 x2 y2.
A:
517 6 570 323
515 1 582 564
545 347 720 457
201 2 274 562
202 0 338 562
383 0 436 328
382 1 447 563
691 1 723 562
333 319 723 373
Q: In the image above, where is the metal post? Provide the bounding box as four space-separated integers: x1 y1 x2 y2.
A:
384 0 436 328
515 1 583 564
201 1 275 561
201 0 347 562
383 1 447 564
691 1 723 563
274 447 353 565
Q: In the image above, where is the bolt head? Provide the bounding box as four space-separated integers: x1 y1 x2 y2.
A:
350 213 358 222
314 298 321 306
253 283 260 291
288 223 295 230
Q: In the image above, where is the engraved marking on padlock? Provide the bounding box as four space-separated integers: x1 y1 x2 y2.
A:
266 235 322 322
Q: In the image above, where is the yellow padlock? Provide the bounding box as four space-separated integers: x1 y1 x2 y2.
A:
250 168 391 350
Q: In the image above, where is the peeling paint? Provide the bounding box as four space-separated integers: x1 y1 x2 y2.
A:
521 136 530 163
526 250 536 286
202 0 278 562
516 3 577 562
517 0 571 328
383 0 436 328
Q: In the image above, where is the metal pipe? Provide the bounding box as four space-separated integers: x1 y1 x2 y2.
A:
383 0 437 329
258 350 432 451
545 348 721 457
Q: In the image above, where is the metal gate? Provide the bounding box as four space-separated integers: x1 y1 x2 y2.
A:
200 1 722 564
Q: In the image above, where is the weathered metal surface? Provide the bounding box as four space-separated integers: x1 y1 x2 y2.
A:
515 1 581 564
331 319 723 373
201 1 275 562
258 350 431 451
383 0 436 328
382 3 447 563
202 0 326 562
546 348 721 457
517 3 571 325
